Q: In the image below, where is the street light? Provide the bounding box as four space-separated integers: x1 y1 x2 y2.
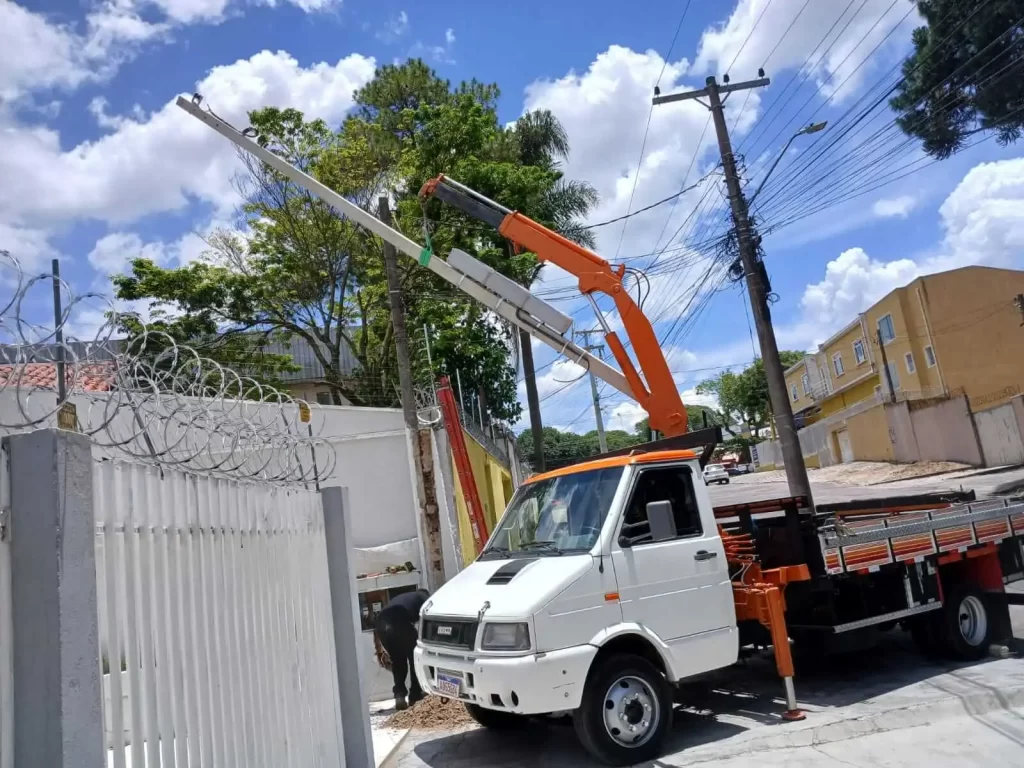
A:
749 121 828 206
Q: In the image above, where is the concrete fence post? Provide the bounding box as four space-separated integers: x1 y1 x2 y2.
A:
322 485 374 768
7 429 103 768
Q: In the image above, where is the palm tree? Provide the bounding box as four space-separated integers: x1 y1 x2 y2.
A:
510 109 600 271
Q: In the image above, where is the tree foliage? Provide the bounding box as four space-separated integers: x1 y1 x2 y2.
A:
695 353 804 439
890 0 1024 159
113 60 596 419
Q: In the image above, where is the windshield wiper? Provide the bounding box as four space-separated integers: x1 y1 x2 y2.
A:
481 545 512 558
520 540 564 555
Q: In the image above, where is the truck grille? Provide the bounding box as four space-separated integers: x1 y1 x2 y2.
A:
421 618 478 650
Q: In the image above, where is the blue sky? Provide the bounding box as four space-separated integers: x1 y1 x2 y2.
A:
3 0 1024 435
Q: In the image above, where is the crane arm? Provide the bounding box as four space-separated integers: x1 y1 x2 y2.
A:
420 175 688 436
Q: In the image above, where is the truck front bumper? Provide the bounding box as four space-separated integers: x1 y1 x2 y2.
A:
414 643 597 715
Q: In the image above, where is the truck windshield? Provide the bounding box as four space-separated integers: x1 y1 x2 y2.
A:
481 466 625 557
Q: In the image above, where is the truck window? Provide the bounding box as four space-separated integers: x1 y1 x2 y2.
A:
622 465 702 543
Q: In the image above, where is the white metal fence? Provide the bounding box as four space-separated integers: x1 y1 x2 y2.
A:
93 459 345 767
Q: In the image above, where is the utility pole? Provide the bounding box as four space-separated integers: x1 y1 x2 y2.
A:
519 330 546 471
654 75 812 503
576 329 608 453
877 328 897 403
379 197 444 590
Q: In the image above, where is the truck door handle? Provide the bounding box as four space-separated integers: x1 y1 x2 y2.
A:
694 550 717 561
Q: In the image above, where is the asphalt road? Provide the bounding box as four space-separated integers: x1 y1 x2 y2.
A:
706 465 1024 506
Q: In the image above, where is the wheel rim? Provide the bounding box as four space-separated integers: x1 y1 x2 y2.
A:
958 595 988 647
602 675 660 748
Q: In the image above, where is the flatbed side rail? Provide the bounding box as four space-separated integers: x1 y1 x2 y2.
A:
820 497 1024 575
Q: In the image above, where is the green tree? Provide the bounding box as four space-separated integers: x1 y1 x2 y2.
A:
890 0 1024 158
633 405 728 441
114 60 596 418
695 353 804 439
516 426 643 470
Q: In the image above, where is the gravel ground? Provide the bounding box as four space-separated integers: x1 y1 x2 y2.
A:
743 460 970 487
384 696 476 730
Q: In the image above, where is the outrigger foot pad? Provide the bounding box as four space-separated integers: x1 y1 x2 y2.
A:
782 709 807 722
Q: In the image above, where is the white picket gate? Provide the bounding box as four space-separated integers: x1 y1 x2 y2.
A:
93 459 345 768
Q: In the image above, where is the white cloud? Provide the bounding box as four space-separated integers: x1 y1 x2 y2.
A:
409 27 456 64
522 358 586 400
0 50 376 236
0 222 59 270
606 400 646 432
872 194 918 219
797 158 1024 343
87 232 171 276
694 0 918 102
376 10 408 43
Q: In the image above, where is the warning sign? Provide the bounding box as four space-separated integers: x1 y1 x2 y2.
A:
298 401 311 423
57 401 78 432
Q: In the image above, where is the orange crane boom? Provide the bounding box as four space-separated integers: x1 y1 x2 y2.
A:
419 175 689 437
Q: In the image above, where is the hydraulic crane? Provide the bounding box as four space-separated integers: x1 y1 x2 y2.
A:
175 94 689 438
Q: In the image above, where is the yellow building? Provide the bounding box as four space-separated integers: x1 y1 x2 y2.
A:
782 265 1024 465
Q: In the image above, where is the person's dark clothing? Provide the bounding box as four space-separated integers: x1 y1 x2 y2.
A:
375 589 429 699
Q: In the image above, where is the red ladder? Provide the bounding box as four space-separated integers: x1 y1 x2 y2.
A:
436 376 490 554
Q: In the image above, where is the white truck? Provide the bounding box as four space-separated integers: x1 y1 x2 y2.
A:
415 452 1024 764
177 94 1024 764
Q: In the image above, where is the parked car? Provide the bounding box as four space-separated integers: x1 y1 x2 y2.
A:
703 463 730 484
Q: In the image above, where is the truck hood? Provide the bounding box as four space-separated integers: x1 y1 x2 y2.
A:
424 554 593 621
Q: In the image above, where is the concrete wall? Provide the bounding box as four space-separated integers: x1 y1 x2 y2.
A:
451 430 515 566
886 402 918 463
975 401 1024 467
846 403 895 461
907 395 982 465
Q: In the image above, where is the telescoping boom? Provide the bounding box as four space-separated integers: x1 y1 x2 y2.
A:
175 94 688 436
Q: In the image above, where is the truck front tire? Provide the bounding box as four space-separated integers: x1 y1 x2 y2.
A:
573 653 673 766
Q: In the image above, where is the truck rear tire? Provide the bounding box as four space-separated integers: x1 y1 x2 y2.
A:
464 703 527 729
938 585 992 661
573 653 673 766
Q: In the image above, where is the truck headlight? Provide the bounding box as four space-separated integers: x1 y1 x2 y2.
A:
480 622 530 651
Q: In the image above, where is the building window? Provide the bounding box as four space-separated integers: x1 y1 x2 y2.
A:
853 339 866 365
905 352 916 374
801 373 810 395
359 585 418 632
790 383 798 402
833 353 844 377
925 345 936 367
877 313 896 343
316 391 333 405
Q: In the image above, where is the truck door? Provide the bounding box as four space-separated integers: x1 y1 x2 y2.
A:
610 462 737 679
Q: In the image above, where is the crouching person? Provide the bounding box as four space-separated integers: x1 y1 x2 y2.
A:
373 588 429 711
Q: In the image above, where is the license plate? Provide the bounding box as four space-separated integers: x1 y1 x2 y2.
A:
436 671 463 697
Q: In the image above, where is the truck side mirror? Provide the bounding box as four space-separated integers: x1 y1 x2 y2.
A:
617 534 633 549
646 500 676 541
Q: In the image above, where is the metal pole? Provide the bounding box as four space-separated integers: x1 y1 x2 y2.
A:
577 329 607 453
51 258 66 402
456 369 466 412
657 76 812 502
519 329 546 471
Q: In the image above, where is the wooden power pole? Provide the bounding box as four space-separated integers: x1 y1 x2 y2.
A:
654 75 813 504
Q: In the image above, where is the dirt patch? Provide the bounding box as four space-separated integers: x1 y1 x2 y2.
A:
384 696 476 730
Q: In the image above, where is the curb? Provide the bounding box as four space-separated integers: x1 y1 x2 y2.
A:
670 683 1024 765
376 727 411 768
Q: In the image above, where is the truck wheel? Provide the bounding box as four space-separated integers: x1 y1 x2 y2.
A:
464 703 527 729
573 654 673 766
939 585 992 661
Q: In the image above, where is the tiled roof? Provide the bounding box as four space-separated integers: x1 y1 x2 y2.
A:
0 362 116 393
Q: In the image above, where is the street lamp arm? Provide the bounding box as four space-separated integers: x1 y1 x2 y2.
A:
748 121 827 208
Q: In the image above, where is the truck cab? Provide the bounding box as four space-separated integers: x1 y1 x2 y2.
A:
413 449 738 764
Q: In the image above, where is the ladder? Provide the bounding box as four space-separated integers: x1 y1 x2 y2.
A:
436 376 490 554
